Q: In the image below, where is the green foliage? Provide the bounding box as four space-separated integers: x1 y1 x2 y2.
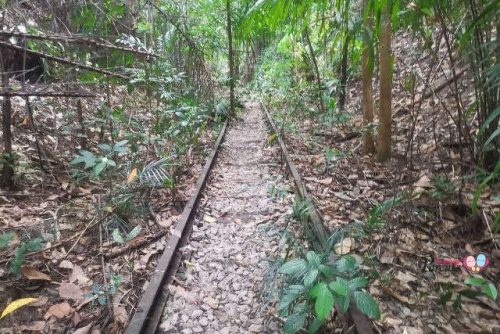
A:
10 238 44 276
292 198 310 223
84 273 123 305
278 248 380 334
112 226 142 244
465 276 498 301
71 141 129 179
471 161 500 213
366 195 403 227
0 232 14 249
430 176 455 200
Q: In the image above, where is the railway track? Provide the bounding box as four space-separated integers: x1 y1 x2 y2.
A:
124 102 373 334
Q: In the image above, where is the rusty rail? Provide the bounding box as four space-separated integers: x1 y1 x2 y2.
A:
261 100 374 334
124 119 228 334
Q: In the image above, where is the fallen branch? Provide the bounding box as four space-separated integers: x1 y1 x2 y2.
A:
0 90 96 98
104 229 170 260
0 40 129 79
0 31 158 58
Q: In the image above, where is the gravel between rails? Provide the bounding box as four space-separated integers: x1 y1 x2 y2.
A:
158 102 294 334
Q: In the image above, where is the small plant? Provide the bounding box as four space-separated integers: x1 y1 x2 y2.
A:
292 198 310 223
325 147 350 172
112 226 142 244
430 176 455 200
365 195 403 228
10 238 44 276
84 273 123 305
278 250 380 333
71 140 129 178
0 232 14 248
464 276 497 301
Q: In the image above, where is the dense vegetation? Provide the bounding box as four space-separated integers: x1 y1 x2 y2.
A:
0 0 498 333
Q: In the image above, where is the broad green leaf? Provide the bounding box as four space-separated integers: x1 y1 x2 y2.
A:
329 280 348 297
112 229 124 244
279 291 300 311
482 282 497 301
98 143 112 152
353 291 380 319
315 283 334 321
309 282 326 298
303 269 318 287
126 226 142 241
306 251 321 268
318 264 335 277
94 161 107 176
336 295 350 313
279 258 307 275
348 276 368 290
465 276 486 286
284 311 306 334
336 255 358 273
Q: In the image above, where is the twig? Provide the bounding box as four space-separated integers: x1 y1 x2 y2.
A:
104 229 170 260
482 209 498 249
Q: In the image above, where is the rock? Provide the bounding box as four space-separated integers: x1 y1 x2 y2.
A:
249 324 261 332
199 317 208 327
204 297 219 310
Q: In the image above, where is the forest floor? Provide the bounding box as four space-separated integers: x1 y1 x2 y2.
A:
159 102 293 334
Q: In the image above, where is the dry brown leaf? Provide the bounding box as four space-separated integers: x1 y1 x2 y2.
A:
112 293 128 327
59 282 83 301
59 260 74 269
21 266 51 281
19 321 46 332
44 302 73 319
69 265 89 285
74 323 93 334
334 238 354 255
414 175 431 188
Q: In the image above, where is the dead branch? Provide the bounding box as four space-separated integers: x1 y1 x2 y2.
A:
104 229 170 260
0 31 158 58
0 40 129 79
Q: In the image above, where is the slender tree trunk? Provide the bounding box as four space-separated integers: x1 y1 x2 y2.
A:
376 3 392 162
304 28 326 113
361 0 375 154
338 33 350 111
226 0 235 116
1 93 14 189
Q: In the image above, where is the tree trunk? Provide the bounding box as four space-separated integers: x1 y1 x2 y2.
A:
304 28 326 113
338 33 350 111
361 0 375 154
1 95 14 189
226 0 235 116
376 4 392 162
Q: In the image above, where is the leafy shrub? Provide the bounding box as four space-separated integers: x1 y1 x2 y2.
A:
278 250 380 333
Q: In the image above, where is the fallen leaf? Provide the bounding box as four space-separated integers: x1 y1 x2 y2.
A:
44 302 73 319
59 260 74 269
127 168 138 183
0 298 38 319
333 192 354 201
69 265 89 285
204 215 216 224
334 238 354 255
74 323 93 334
414 175 431 188
21 267 51 281
19 321 46 332
59 282 83 301
112 293 128 327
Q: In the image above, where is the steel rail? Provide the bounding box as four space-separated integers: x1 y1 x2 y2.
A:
260 100 374 334
124 119 228 334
